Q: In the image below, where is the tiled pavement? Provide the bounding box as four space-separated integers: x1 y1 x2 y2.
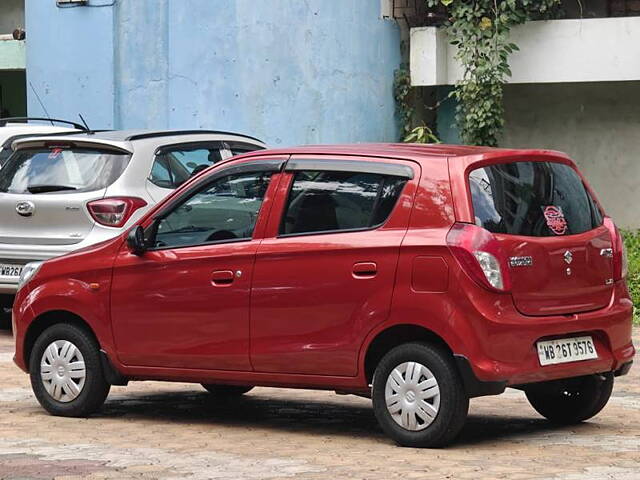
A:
0 328 638 480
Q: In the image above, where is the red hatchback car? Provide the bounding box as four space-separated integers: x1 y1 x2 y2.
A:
12 144 635 447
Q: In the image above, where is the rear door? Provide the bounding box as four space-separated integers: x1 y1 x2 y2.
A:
467 159 613 315
250 157 418 376
0 144 130 246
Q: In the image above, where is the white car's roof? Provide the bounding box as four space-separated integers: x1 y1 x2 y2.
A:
0 125 77 143
11 129 266 154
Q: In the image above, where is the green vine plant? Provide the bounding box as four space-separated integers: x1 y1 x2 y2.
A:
395 67 442 144
404 125 441 144
394 66 415 140
425 0 562 146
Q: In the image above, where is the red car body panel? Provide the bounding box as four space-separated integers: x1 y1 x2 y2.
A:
12 144 634 395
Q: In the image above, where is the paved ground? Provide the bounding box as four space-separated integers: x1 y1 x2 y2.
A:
0 328 638 480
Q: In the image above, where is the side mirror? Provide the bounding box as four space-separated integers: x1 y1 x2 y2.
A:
127 225 147 256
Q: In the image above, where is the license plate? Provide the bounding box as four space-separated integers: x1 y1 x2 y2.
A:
0 264 23 278
537 336 598 366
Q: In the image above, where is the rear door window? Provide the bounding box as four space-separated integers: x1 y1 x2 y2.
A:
281 170 407 235
469 161 603 236
0 147 130 194
150 144 224 189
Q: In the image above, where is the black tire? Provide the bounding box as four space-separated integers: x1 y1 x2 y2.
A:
0 311 11 330
525 373 613 424
372 342 469 448
0 295 12 330
29 323 110 417
201 384 254 396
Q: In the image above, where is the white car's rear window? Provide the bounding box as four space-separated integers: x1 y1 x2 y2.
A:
0 147 131 194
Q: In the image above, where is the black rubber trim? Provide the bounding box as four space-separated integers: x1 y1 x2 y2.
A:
125 130 264 144
614 361 633 377
453 354 506 398
99 350 128 386
285 158 414 179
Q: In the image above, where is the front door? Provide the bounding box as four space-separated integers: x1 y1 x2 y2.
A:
111 164 280 370
250 157 417 376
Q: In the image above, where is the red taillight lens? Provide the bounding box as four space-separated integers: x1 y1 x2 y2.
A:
446 222 511 293
603 217 627 280
87 197 147 228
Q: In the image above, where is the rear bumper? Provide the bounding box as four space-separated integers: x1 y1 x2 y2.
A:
460 281 635 387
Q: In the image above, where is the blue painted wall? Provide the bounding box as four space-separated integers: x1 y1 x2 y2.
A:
25 0 116 128
26 0 401 145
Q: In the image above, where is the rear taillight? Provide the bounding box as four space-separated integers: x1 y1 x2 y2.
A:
604 217 627 280
446 222 511 292
87 197 147 228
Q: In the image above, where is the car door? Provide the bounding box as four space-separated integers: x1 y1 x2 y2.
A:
250 157 419 377
110 158 284 370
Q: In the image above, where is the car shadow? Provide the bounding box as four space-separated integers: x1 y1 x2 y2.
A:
90 388 588 446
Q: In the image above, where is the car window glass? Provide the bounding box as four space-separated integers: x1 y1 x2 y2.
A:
153 171 273 249
227 142 264 157
0 147 130 194
469 161 603 236
149 146 224 189
281 170 407 235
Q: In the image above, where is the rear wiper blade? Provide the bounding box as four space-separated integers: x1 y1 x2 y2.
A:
27 185 78 194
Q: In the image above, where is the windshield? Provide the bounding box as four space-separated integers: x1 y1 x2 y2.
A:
0 147 131 194
469 161 603 236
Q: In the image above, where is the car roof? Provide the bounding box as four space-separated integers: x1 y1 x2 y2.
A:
0 125 77 136
235 143 566 162
10 129 266 154
36 129 264 143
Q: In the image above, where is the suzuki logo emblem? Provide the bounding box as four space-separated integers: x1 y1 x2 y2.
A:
16 201 35 217
563 250 573 265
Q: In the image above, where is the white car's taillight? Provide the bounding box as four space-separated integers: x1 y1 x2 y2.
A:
87 197 147 228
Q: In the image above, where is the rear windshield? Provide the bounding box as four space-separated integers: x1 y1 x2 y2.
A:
469 161 603 236
0 147 131 194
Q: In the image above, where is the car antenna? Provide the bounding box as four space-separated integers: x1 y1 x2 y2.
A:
78 114 92 134
28 81 54 126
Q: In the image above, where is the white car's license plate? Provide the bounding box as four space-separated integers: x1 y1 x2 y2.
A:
0 264 23 278
537 336 598 366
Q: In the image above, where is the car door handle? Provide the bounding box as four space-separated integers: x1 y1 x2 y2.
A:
212 270 235 286
353 262 377 278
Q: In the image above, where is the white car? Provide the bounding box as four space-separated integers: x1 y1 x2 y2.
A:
0 129 265 325
0 118 81 168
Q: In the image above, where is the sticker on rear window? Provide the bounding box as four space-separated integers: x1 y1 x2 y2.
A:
48 148 63 160
543 206 568 235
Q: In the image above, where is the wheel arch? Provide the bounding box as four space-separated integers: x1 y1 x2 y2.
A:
362 323 453 385
23 310 99 371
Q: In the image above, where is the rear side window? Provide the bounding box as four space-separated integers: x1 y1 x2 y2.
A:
281 170 407 235
150 145 224 189
0 147 130 194
469 161 603 236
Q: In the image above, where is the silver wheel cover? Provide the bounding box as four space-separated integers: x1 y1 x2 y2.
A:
40 340 86 403
384 361 441 431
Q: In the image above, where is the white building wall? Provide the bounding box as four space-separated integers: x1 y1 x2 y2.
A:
411 17 640 86
501 82 640 229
